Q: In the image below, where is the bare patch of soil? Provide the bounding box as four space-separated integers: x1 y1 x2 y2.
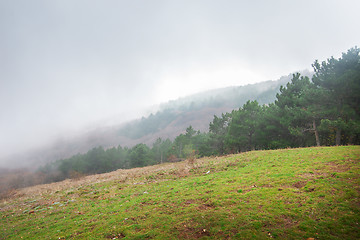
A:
292 181 307 189
176 224 211 239
324 162 351 173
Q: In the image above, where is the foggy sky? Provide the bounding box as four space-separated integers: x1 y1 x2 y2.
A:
1 0 359 160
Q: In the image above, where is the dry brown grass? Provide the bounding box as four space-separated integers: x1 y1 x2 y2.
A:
0 156 220 205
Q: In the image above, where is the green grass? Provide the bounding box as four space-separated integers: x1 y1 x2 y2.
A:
1 146 359 239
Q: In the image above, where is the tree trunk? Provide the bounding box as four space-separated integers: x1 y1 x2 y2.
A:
313 119 321 147
335 101 343 146
249 133 253 151
335 128 341 146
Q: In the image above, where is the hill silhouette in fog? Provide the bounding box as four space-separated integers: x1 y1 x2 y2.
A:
1 71 312 169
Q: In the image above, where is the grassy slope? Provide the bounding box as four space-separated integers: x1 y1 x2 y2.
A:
1 146 359 239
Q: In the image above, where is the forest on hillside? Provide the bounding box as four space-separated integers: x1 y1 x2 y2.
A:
0 69 301 171
117 72 305 140
1 47 359 195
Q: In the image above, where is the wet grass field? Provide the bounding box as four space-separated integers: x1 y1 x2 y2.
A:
1 146 359 239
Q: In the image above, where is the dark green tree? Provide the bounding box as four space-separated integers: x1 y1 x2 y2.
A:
172 133 187 158
171 126 197 158
275 73 322 146
209 113 231 155
255 103 292 149
185 125 197 138
85 146 107 173
152 138 172 164
190 132 212 157
225 100 263 152
312 47 360 145
129 144 154 168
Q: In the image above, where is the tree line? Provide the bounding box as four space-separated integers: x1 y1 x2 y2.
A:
211 47 360 152
2 47 356 191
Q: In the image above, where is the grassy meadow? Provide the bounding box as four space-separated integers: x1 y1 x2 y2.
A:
1 146 359 239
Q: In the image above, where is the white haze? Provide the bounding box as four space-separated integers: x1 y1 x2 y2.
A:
0 0 359 164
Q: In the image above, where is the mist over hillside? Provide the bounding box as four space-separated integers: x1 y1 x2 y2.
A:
117 70 312 141
0 71 311 169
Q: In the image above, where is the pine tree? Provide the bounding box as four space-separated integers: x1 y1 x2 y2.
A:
312 47 360 145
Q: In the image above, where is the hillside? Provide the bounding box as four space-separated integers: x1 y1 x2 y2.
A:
1 146 359 239
116 72 305 141
2 71 312 169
